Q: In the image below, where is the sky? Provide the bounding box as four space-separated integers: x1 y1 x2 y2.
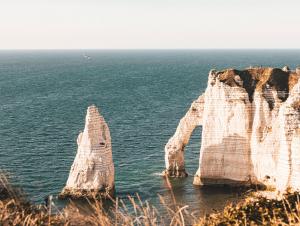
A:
0 0 300 49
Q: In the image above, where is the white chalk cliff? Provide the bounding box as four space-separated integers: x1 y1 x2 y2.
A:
60 105 115 198
164 67 300 191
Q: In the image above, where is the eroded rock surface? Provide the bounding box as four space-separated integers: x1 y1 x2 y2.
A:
60 105 115 198
165 67 300 191
163 94 204 177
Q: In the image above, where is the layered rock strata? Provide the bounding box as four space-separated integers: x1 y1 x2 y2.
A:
60 105 115 198
164 67 300 191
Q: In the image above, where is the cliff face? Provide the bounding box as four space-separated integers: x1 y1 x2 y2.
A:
165 67 300 191
60 105 115 198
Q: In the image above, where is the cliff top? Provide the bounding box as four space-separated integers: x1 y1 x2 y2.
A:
215 67 300 102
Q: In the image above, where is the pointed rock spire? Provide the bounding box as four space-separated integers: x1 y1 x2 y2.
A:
60 105 115 198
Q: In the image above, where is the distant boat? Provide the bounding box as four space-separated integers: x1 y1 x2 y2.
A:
83 54 91 60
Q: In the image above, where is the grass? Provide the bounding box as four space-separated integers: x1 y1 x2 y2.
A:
1 172 300 225
197 192 300 225
0 173 197 225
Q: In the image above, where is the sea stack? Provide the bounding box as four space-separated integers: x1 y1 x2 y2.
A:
164 67 300 192
60 105 115 198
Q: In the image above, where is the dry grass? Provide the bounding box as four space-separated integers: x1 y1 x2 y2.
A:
2 172 300 226
0 173 197 226
0 172 67 225
63 176 199 225
197 192 300 226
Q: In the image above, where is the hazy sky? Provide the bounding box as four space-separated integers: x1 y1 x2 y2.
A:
0 0 300 49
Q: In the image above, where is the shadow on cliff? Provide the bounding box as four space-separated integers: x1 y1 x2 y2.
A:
198 134 262 188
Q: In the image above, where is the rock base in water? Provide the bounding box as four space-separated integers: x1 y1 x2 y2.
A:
59 186 115 199
162 169 188 178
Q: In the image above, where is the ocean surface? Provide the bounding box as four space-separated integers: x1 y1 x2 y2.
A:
1 50 300 214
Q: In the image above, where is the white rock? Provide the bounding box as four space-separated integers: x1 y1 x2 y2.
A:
163 94 204 177
194 79 253 186
165 67 300 192
60 105 115 198
282 66 290 72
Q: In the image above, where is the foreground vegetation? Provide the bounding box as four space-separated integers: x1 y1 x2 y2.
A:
198 192 300 225
1 172 300 225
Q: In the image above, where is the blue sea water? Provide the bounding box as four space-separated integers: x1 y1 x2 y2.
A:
1 50 300 214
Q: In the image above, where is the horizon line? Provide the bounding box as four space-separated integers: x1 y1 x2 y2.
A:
1 48 300 51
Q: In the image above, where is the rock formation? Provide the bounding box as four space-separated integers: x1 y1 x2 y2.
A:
163 94 204 177
164 66 300 191
60 105 115 198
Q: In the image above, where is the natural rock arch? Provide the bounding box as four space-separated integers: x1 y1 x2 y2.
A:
162 94 204 177
164 67 300 192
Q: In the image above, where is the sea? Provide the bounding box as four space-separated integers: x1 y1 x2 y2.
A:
1 49 300 214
